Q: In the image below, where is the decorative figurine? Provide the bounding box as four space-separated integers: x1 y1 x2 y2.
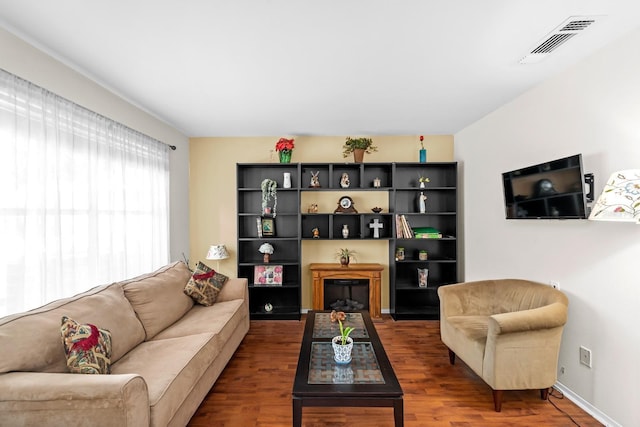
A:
419 192 427 213
340 172 350 188
312 227 320 238
369 218 384 238
310 171 321 188
373 177 381 188
307 203 318 213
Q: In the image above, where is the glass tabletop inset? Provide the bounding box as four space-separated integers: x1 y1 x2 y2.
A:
312 312 369 339
308 342 385 385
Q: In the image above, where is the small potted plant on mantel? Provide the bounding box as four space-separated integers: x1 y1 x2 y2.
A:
336 248 357 267
342 137 377 163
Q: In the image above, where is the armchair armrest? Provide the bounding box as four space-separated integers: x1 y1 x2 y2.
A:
488 302 568 335
0 372 149 427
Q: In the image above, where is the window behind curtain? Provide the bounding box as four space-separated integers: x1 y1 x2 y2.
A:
0 68 170 316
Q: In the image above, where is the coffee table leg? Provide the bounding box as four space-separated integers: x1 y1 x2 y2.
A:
393 399 404 427
292 397 302 427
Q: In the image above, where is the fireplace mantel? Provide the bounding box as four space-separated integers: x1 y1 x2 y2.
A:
310 263 383 320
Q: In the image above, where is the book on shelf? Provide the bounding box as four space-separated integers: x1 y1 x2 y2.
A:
395 215 416 238
413 226 442 239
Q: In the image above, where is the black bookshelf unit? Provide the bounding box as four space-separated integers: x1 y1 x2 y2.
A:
390 163 458 320
237 163 301 320
237 162 459 320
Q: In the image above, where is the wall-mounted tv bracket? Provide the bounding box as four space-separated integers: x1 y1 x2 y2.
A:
584 173 594 203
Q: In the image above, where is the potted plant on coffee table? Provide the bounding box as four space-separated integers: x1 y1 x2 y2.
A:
342 137 377 163
330 310 355 364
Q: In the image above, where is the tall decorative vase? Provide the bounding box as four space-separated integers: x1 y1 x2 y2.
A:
342 224 349 239
353 148 365 163
419 148 427 163
279 150 292 164
283 172 291 188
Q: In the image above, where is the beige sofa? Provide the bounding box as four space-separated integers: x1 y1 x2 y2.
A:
438 279 568 411
0 261 249 426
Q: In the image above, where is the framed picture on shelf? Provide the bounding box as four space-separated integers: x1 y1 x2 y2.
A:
261 217 276 237
254 265 283 286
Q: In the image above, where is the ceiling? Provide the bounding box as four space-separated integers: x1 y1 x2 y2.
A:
1 0 640 137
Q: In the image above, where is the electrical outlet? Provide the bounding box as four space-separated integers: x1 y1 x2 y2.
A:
560 366 566 375
579 346 592 368
549 281 560 289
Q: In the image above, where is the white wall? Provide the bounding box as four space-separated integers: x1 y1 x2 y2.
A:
0 28 190 263
456 28 640 427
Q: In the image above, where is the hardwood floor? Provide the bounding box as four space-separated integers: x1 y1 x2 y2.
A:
189 316 602 426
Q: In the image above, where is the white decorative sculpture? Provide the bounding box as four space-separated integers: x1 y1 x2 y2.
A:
419 192 427 213
340 172 350 188
369 218 384 238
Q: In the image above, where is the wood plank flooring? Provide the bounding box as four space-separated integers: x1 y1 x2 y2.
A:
188 315 602 426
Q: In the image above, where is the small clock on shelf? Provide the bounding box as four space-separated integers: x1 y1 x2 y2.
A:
334 196 358 213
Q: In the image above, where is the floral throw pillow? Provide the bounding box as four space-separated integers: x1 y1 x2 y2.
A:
60 316 112 374
184 261 229 306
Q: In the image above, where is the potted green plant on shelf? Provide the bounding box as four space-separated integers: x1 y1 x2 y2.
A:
330 310 355 363
336 248 357 267
342 137 377 163
261 178 277 216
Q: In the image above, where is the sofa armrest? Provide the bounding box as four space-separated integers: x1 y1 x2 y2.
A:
488 302 568 335
0 372 149 427
217 277 248 303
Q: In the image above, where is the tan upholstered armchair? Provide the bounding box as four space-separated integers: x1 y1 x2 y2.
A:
438 279 568 411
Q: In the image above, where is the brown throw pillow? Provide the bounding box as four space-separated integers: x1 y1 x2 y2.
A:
60 316 112 374
184 261 229 306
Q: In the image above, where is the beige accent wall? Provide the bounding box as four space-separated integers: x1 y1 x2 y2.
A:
189 135 453 311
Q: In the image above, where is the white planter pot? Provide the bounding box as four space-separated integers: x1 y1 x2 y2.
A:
332 336 353 364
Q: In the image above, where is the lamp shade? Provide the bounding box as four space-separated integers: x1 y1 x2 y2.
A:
588 170 640 223
206 245 230 260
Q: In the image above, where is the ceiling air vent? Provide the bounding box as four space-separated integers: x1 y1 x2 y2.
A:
519 16 599 64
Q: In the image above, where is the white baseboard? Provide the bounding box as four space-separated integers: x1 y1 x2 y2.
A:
554 382 620 427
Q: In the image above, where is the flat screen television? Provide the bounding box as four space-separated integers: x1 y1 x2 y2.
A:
502 154 588 219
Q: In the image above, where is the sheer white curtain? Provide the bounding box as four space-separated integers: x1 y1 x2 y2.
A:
0 69 170 316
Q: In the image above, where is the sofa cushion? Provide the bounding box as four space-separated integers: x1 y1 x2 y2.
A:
61 316 112 374
111 333 219 427
122 261 194 340
183 261 229 306
151 299 246 341
0 284 145 374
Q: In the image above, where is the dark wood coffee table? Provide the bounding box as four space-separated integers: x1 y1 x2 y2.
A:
292 310 403 426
